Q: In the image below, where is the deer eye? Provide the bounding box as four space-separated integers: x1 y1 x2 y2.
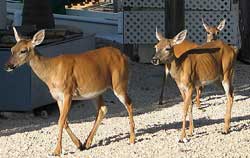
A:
20 50 27 54
165 47 172 51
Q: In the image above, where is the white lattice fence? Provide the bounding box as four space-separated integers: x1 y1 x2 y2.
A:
124 11 165 44
185 0 239 46
185 11 237 44
122 0 165 8
185 0 231 11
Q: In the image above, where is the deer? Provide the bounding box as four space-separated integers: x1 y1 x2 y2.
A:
152 29 237 142
5 27 135 156
156 29 200 107
191 18 227 109
202 18 226 42
199 18 239 107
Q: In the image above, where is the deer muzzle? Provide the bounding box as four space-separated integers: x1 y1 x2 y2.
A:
151 57 160 65
4 63 16 72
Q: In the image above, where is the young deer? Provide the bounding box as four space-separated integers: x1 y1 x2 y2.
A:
5 28 135 156
193 19 226 108
202 18 226 42
152 29 237 142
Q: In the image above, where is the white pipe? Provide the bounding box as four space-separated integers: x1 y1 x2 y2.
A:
0 0 7 29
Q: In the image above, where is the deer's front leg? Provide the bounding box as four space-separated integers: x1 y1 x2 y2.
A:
52 94 72 156
57 101 83 150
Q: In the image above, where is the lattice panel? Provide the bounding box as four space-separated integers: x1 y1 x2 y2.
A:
122 0 165 8
124 11 165 44
185 11 237 45
185 0 231 11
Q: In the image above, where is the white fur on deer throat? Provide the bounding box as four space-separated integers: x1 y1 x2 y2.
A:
50 88 108 101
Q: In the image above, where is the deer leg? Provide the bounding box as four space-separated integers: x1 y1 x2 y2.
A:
180 90 186 101
57 101 83 150
159 72 166 105
159 68 169 105
179 87 193 143
195 87 202 108
222 79 234 134
188 103 194 136
114 91 135 144
52 95 72 156
65 121 83 150
84 96 107 149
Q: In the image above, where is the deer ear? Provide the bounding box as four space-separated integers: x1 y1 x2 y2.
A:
217 19 226 31
172 29 187 45
31 30 45 47
202 18 210 32
156 27 164 41
13 27 21 42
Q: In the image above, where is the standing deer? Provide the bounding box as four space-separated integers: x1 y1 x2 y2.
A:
202 18 226 42
157 29 199 106
192 19 226 109
157 35 202 109
5 28 135 156
152 29 237 142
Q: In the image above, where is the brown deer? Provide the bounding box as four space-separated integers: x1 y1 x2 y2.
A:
193 19 226 109
5 27 135 156
202 18 226 42
157 29 199 106
152 29 237 142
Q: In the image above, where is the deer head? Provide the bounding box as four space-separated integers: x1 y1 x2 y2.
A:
202 18 226 42
5 27 45 72
151 28 187 65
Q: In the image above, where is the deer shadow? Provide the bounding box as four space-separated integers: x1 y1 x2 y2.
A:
92 114 250 148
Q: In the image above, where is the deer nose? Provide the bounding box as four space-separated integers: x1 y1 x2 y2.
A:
4 63 16 72
151 57 160 65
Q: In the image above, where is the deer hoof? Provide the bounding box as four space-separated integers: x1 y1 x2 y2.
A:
178 138 189 143
50 150 61 157
222 131 230 135
83 141 91 150
78 143 84 151
130 138 135 144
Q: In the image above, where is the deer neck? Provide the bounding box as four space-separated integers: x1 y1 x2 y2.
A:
167 59 181 80
207 34 213 42
29 49 51 83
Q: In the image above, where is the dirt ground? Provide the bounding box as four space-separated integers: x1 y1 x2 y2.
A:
0 61 250 158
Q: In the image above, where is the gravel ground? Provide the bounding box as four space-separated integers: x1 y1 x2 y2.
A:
0 61 250 158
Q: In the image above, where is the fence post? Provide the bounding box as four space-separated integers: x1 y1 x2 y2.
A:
166 0 185 38
239 0 250 63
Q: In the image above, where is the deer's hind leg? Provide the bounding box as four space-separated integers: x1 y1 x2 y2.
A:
84 95 107 149
114 91 135 144
222 71 234 134
113 80 135 144
112 64 135 144
179 87 193 143
195 87 202 108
